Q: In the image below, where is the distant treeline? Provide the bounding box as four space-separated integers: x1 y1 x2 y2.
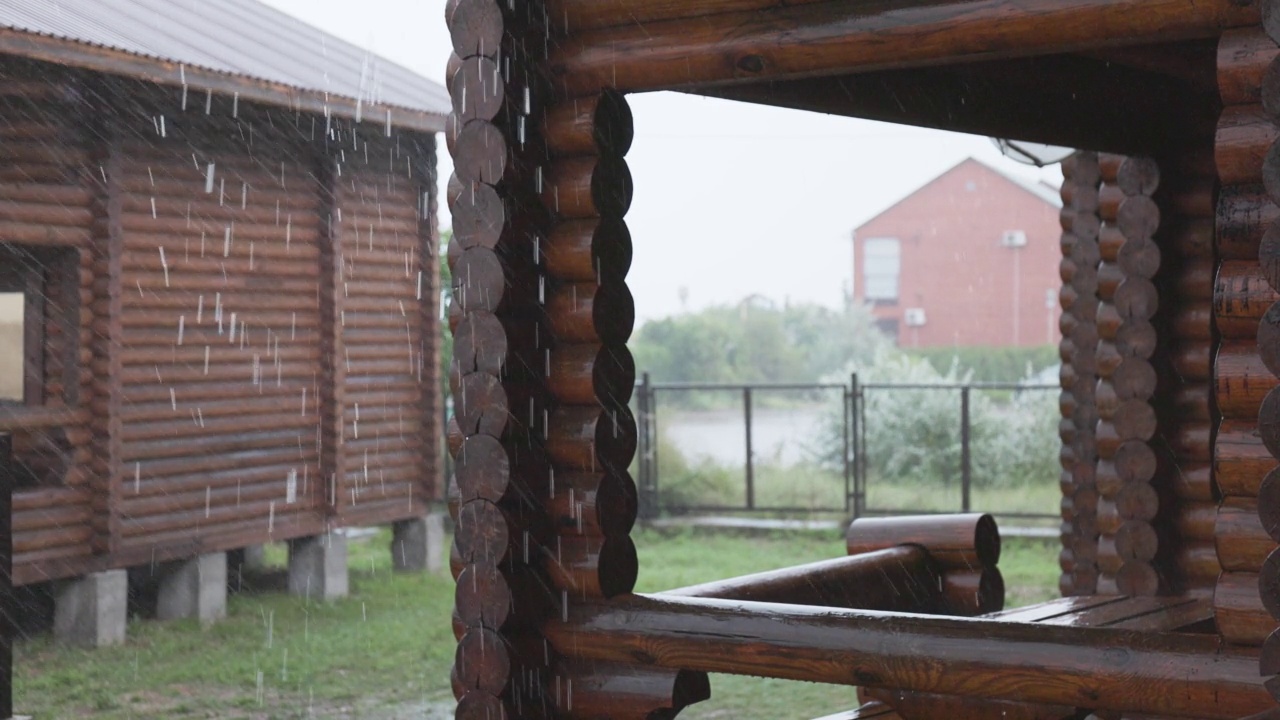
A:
628 300 1057 386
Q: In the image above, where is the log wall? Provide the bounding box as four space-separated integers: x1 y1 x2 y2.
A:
1213 26 1280 662
0 63 442 586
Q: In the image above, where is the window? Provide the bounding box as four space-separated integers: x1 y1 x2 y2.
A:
863 237 901 304
0 292 22 402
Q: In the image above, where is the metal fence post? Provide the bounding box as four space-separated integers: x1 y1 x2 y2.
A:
744 386 755 510
961 385 972 513
637 373 655 520
849 373 860 519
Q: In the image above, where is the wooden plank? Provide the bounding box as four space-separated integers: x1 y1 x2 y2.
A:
983 595 1125 623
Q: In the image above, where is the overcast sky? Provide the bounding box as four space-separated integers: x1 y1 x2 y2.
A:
261 0 1063 321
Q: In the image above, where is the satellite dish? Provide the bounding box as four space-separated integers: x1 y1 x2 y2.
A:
991 138 1074 168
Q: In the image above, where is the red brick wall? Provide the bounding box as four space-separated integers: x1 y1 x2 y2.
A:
853 159 1062 348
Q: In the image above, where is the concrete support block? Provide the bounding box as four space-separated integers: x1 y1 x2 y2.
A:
391 513 445 573
288 532 348 601
53 570 127 648
156 553 227 624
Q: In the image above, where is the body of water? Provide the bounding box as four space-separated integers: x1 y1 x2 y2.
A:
657 405 831 467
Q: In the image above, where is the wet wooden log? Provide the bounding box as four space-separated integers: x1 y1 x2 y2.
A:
540 156 633 219
545 281 635 346
1217 419 1277 497
545 470 637 538
547 0 1260 94
1221 27 1280 108
1217 497 1278 573
543 91 634 158
663 546 942 613
544 217 632 282
545 404 638 472
861 688 1072 720
1213 258 1274 338
845 514 999 570
1218 341 1280 418
543 533 638 599
551 661 709 720
544 594 1272 719
547 343 635 407
1217 105 1278 187
1218 185 1278 261
1216 571 1280 645
940 567 1004 615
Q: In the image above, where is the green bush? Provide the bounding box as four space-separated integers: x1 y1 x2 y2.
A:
907 345 1058 383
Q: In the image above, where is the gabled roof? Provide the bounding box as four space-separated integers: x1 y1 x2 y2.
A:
855 157 1062 233
0 0 448 132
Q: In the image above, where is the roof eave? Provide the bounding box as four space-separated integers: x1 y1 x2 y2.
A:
0 27 447 134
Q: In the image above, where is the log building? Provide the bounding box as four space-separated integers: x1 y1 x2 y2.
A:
445 0 1280 718
0 0 448 634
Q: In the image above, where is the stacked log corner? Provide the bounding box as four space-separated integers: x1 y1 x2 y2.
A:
1218 18 1280 701
845 514 1004 616
445 2 701 717
1094 152 1162 597
1149 142 1218 599
1059 152 1102 597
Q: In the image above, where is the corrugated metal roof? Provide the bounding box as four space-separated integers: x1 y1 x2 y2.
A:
0 0 449 121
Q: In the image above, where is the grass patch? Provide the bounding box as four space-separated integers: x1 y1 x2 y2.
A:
16 527 1060 719
17 529 456 719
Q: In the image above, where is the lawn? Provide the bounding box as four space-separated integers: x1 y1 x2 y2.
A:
15 527 1060 719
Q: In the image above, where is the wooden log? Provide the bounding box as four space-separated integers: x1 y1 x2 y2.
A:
540 156 633 219
453 372 508 439
547 343 635 407
1099 154 1160 197
1221 27 1280 108
1218 341 1279 418
543 594 1272 719
663 546 941 613
1218 185 1278 261
1213 258 1274 338
546 282 635 345
1261 546 1280 619
547 0 1260 95
451 56 505 122
1215 420 1274 498
1259 302 1280 377
1216 497 1278 573
1262 386 1280 457
544 217 632 282
544 533 638 599
862 688 1072 720
1218 105 1278 187
543 91 634 158
551 661 709 720
450 178 505 251
845 514 999 570
940 567 1004 616
546 470 637 538
545 404 638 472
1259 467 1280 541
449 0 503 58
1171 541 1222 590
1216 571 1279 645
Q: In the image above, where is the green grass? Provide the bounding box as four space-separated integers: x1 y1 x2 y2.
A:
15 527 1060 719
17 529 457 719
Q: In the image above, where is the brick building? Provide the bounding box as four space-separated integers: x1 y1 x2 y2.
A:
852 158 1062 348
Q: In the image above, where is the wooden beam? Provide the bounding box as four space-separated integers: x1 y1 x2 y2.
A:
547 0 1258 95
692 55 1218 155
544 595 1272 720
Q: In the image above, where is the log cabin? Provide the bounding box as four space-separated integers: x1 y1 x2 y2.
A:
0 0 448 634
444 0 1280 718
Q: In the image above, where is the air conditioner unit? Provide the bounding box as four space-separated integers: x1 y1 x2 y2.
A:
904 308 927 327
1001 230 1028 247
